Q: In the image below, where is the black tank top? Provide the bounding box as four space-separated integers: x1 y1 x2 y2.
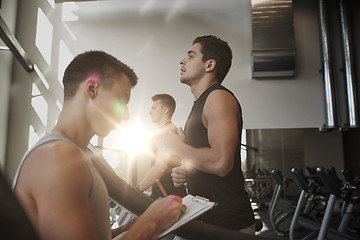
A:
183 83 255 230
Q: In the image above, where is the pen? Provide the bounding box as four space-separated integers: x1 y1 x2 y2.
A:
156 179 168 197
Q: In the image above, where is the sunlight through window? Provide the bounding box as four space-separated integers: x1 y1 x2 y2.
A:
34 64 49 90
241 129 247 162
90 135 100 150
36 8 53 65
47 0 55 8
28 125 40 149
31 83 48 126
103 149 132 183
32 82 41 96
241 129 247 171
104 121 152 158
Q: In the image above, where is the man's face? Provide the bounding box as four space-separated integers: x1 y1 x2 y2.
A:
149 100 165 124
179 43 207 85
90 75 131 137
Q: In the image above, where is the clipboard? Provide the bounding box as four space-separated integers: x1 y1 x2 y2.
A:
156 194 216 239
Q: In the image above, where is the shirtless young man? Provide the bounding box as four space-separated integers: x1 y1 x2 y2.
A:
12 51 185 240
137 94 185 199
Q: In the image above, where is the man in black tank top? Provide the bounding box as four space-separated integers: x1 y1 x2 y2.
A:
137 94 186 199
166 35 255 234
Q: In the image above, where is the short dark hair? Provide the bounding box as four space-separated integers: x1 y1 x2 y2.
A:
152 94 176 117
193 35 232 83
63 51 137 100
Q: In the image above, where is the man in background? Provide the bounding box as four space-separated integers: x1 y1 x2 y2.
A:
137 94 186 199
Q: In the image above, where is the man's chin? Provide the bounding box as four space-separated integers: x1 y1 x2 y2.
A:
98 127 114 138
97 132 109 138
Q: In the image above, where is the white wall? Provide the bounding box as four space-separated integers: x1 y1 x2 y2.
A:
5 0 328 178
55 0 326 130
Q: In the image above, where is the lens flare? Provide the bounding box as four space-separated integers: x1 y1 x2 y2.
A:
87 71 100 83
106 120 152 157
112 99 127 118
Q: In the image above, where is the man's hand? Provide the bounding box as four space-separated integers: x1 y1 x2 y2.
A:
144 195 186 231
164 127 185 155
171 165 187 188
121 195 186 240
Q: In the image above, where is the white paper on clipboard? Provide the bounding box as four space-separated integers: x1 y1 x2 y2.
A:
157 194 216 239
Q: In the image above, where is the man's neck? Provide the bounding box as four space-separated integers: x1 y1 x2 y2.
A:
53 102 93 150
157 118 172 129
190 79 219 101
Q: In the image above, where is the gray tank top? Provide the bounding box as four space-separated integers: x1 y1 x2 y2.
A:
12 132 111 240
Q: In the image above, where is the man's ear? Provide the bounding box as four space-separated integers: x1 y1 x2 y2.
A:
206 59 216 72
85 78 99 98
163 106 169 114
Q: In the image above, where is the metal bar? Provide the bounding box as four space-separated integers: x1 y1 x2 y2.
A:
241 143 258 152
289 190 307 240
317 0 338 129
339 0 359 127
317 194 336 240
338 202 354 232
0 16 33 72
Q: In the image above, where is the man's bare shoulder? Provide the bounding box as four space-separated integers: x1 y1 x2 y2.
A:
154 124 177 141
28 140 85 167
15 140 95 239
16 140 91 195
167 124 178 134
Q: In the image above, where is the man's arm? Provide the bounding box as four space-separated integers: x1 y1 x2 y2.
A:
167 90 240 177
15 142 97 240
111 218 137 238
138 160 168 191
89 150 186 239
138 128 177 191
